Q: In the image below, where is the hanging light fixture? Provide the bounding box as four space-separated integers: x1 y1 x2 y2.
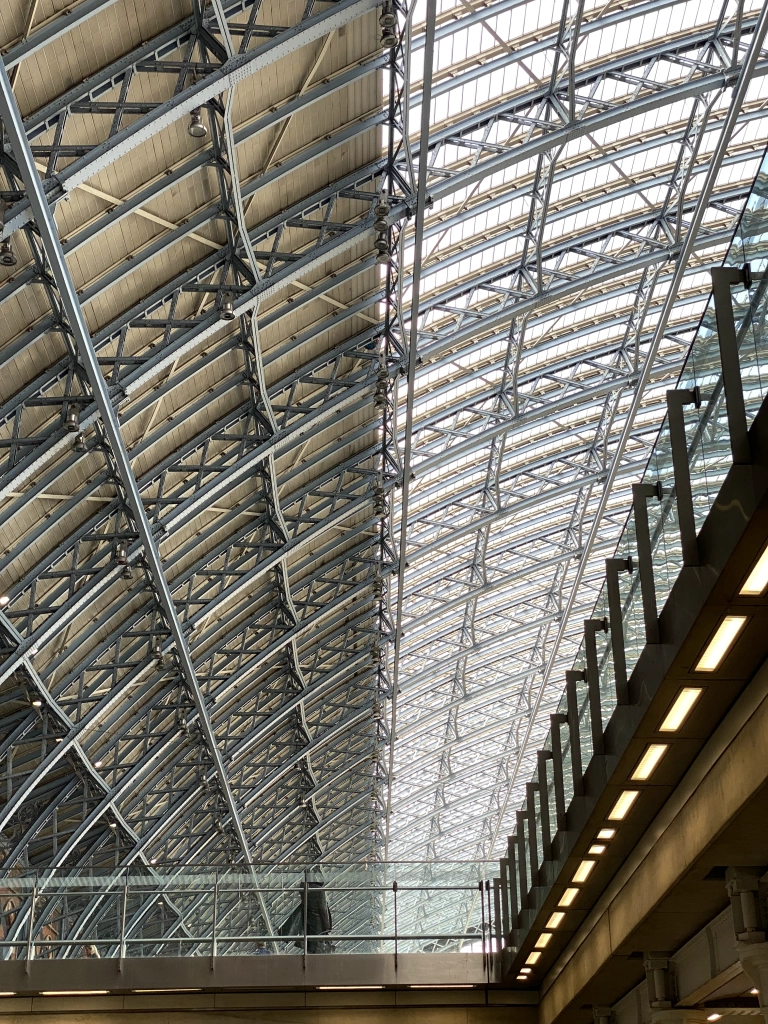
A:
219 292 235 321
122 564 133 581
187 107 207 138
63 405 79 432
380 4 396 46
374 201 389 233
74 432 86 452
0 239 17 267
115 541 128 565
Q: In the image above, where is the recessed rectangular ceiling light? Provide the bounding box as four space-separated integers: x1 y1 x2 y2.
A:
596 828 615 840
520 967 532 975
572 859 596 883
525 951 541 965
694 615 747 672
534 933 552 949
40 992 110 997
740 544 768 595
588 843 606 855
660 687 703 732
608 790 640 821
631 743 669 781
546 911 565 929
558 887 579 907
317 986 385 991
516 974 527 981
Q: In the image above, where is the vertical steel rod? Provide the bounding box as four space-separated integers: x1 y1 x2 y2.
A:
25 883 36 971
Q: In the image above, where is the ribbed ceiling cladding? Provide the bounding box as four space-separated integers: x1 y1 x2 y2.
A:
0 0 386 875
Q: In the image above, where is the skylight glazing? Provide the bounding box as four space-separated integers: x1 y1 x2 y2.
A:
386 0 768 862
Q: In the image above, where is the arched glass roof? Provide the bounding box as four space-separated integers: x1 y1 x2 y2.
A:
0 0 765 882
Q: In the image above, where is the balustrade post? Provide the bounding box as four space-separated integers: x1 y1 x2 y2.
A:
565 671 585 796
584 618 609 756
516 812 528 909
605 558 633 704
633 481 662 644
666 388 701 565
549 713 568 830
537 750 553 861
711 263 752 466
526 783 539 886
506 837 519 931
499 858 511 947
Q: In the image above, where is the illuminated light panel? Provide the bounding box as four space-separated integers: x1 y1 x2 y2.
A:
516 975 527 981
694 615 747 672
608 790 640 821
318 986 385 991
525 952 541 965
706 1014 722 1022
520 968 532 975
741 544 768 595
588 844 606 855
660 688 703 732
40 992 110 997
546 912 565 929
572 860 596 883
597 828 616 840
558 887 579 907
631 743 669 781
0 596 9 607
534 933 552 949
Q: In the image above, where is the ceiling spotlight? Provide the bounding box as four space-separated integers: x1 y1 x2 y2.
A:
108 821 117 829
381 28 396 47
64 406 79 433
187 107 207 138
32 699 42 707
0 240 17 267
94 760 103 768
219 292 235 321
74 432 86 452
0 595 8 607
122 564 133 580
115 541 128 565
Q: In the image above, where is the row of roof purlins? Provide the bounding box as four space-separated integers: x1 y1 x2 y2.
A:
0 0 763 901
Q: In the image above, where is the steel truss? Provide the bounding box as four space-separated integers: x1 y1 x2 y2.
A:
0 0 767 953
0 0 397 922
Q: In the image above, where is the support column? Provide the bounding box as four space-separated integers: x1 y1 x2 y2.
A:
727 867 768 1022
642 956 709 1023
711 263 752 466
666 388 700 566
633 482 662 644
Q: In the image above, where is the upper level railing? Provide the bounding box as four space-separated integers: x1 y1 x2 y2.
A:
496 147 768 967
0 862 496 964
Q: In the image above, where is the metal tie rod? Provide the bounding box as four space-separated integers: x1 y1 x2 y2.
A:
0 61 254 870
